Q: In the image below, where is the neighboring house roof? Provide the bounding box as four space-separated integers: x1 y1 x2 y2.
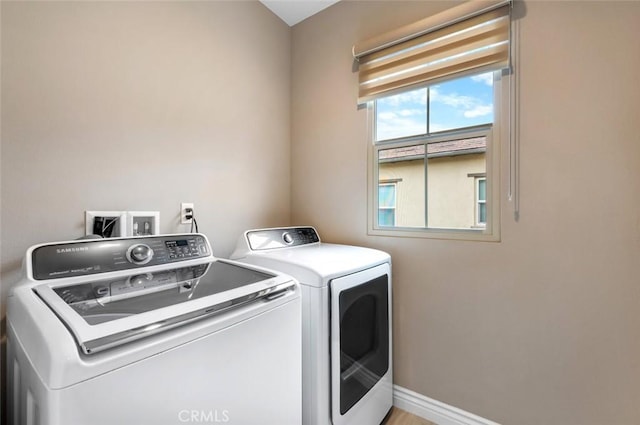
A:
379 136 486 162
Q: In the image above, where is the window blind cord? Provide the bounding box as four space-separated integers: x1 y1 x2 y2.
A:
508 12 520 222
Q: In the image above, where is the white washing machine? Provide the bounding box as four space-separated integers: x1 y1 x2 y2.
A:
7 233 301 425
231 226 392 425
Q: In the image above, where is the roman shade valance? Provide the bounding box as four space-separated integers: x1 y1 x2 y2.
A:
353 0 512 104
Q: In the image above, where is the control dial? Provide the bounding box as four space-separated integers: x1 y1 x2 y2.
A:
283 232 294 244
126 244 154 265
129 273 153 286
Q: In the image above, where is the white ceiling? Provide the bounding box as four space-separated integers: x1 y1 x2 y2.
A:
260 0 340 26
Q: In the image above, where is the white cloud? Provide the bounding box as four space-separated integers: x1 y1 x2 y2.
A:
430 88 476 109
397 109 423 117
376 116 426 141
471 73 494 86
376 100 426 140
377 112 397 120
377 77 493 138
428 123 448 133
464 105 493 118
430 87 492 120
378 88 427 107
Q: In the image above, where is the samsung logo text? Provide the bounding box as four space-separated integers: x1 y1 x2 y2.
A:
56 247 90 254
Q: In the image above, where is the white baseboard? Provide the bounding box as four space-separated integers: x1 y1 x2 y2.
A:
393 385 501 425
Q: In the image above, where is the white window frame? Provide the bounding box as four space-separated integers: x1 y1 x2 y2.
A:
367 71 505 242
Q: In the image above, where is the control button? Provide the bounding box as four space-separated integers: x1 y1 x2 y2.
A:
126 244 154 265
95 286 109 297
129 273 153 286
283 233 294 244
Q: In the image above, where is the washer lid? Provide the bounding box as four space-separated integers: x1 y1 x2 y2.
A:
239 243 390 287
34 259 294 354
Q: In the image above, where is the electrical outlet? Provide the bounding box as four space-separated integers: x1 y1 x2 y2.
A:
181 203 194 224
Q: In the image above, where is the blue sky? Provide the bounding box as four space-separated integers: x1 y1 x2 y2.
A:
375 72 494 141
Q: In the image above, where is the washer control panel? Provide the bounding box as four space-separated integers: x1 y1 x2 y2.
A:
31 234 211 280
246 227 320 251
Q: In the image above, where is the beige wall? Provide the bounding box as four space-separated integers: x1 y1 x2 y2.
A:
0 2 290 317
292 1 640 424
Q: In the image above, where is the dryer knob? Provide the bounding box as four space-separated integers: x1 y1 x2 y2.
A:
127 244 153 265
283 233 294 244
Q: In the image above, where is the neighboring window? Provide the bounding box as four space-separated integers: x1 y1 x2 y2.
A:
476 177 487 226
372 71 497 238
378 183 397 226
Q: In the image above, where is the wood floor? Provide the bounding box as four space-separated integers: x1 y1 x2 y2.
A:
383 407 436 425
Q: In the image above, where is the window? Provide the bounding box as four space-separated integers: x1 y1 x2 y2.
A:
378 183 397 226
476 177 487 226
370 71 501 241
375 73 495 142
355 0 511 241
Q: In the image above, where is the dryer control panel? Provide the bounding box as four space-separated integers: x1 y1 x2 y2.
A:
31 234 211 280
246 227 320 251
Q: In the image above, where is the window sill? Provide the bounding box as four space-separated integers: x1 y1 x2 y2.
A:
368 226 500 242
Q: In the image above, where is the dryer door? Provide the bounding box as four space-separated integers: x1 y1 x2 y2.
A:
330 262 392 425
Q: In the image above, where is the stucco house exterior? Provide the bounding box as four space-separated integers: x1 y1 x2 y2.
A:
378 136 486 229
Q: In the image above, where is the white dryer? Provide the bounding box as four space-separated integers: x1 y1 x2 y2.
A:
7 233 301 425
231 226 392 425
